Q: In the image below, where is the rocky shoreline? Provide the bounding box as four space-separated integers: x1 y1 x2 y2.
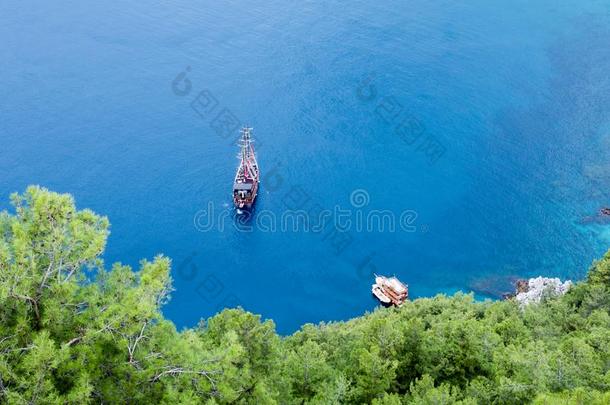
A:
504 276 573 306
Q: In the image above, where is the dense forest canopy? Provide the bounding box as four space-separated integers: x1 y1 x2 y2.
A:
0 186 609 404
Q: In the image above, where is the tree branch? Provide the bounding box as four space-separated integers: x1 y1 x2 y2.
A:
128 321 149 365
9 293 40 322
150 366 221 391
0 335 15 347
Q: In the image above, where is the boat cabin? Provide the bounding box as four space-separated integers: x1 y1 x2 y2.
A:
233 182 254 200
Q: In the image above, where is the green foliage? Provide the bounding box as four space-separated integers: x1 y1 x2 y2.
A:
407 374 474 404
533 388 610 404
0 187 609 404
587 250 610 286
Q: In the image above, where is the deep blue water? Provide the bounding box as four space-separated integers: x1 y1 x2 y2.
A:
2 1 610 333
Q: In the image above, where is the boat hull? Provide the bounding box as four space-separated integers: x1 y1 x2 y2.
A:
232 127 259 211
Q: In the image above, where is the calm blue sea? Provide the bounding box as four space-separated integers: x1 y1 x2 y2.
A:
2 1 610 333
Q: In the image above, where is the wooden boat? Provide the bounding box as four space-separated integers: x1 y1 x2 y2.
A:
233 127 259 212
373 275 408 306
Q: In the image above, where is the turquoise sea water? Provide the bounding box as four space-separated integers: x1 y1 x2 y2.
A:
2 1 610 333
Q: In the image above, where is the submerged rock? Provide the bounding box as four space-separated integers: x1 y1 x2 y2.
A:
515 277 572 306
468 274 520 298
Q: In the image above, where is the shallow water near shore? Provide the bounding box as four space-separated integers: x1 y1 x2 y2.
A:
2 0 610 333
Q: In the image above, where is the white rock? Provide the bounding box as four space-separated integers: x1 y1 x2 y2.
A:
515 276 572 306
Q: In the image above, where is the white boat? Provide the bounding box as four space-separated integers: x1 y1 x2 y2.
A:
375 275 408 295
371 284 391 304
373 274 408 306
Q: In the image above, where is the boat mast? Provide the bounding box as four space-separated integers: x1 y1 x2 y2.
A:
240 127 253 178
